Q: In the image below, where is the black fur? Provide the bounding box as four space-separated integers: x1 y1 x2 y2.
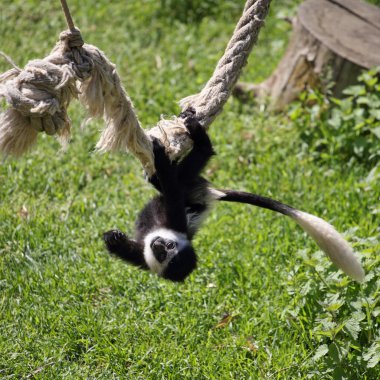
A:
103 108 214 282
163 245 197 282
103 109 357 283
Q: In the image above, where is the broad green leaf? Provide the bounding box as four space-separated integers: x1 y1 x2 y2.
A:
344 318 361 340
363 341 380 368
313 344 329 361
370 109 380 120
371 126 380 139
342 85 366 97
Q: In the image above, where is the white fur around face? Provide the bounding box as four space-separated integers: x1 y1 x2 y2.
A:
143 228 188 275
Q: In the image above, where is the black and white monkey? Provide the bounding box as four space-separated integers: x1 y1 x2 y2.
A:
103 109 364 283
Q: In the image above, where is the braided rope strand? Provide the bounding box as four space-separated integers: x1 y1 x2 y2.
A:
180 0 271 127
60 0 75 31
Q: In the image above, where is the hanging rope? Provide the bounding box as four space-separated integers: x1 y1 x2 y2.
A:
179 0 270 127
0 0 154 172
60 0 76 31
0 0 271 175
147 0 271 159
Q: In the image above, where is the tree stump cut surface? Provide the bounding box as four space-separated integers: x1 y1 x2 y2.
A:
300 0 380 69
234 0 380 110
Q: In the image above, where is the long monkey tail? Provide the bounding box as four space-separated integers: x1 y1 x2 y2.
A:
210 188 365 282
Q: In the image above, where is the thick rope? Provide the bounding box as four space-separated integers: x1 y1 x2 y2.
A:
146 0 271 162
0 34 80 155
0 31 154 173
60 0 76 31
0 0 270 176
78 44 154 172
0 0 154 172
180 0 271 127
84 0 277 169
59 0 154 172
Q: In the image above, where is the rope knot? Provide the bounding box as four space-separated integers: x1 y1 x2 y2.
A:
57 29 92 80
59 29 84 49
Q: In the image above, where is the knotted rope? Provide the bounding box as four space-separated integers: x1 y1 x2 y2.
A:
0 31 83 156
0 1 154 173
0 0 271 175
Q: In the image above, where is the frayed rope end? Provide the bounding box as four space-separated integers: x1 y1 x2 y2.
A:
0 109 38 157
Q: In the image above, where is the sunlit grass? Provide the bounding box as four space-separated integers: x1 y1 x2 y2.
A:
0 1 379 379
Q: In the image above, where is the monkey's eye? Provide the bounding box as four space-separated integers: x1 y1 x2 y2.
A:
166 241 176 250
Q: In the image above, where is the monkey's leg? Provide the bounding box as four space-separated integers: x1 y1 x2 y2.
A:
152 138 188 233
178 110 215 180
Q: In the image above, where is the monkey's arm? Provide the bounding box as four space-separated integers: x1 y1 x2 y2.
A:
103 230 147 268
178 109 215 180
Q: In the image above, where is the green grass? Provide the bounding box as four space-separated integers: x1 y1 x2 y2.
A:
0 1 379 379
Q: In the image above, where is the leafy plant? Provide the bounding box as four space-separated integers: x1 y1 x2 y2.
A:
288 68 380 166
282 229 380 379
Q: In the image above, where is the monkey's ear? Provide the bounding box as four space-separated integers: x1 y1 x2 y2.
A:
103 230 147 269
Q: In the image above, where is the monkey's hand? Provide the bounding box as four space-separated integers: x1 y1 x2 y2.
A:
180 108 208 143
103 229 129 254
103 229 146 268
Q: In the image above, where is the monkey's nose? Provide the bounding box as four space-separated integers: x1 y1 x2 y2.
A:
151 238 167 262
151 237 165 249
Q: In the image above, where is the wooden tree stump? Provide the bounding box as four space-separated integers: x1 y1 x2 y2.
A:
234 0 380 110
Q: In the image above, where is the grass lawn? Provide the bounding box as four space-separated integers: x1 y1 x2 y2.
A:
0 1 379 379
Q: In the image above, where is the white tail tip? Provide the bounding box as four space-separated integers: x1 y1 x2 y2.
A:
291 210 365 282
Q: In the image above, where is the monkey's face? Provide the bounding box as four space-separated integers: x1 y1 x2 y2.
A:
144 229 197 282
150 236 177 263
